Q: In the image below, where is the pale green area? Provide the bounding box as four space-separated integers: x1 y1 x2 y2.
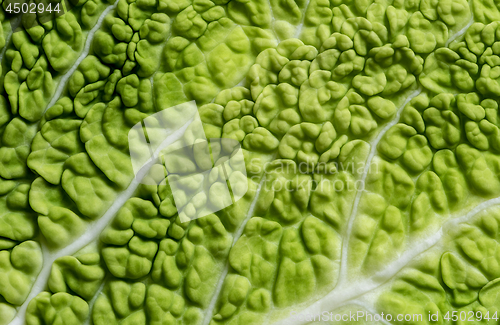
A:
377 206 500 324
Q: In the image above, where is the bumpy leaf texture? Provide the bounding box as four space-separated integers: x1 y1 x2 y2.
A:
2 0 500 324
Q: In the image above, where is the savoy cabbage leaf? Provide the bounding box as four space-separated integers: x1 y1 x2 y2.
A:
2 0 500 324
